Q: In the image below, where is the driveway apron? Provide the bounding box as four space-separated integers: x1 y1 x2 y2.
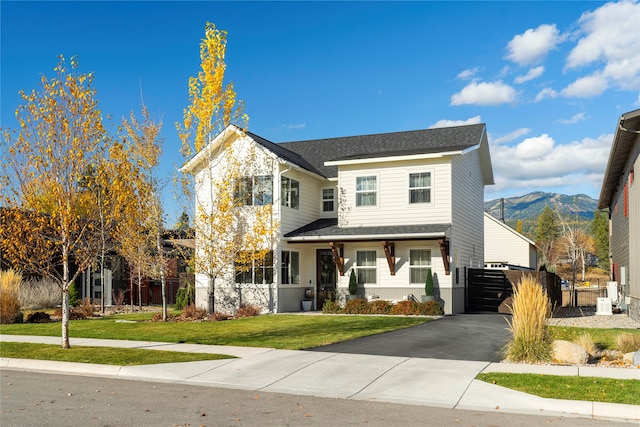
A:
307 313 511 362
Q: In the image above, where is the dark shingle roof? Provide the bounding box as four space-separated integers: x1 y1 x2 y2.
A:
280 124 486 178
284 218 451 241
247 124 486 178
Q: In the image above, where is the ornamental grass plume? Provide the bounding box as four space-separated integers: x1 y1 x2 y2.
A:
504 275 553 363
0 269 22 324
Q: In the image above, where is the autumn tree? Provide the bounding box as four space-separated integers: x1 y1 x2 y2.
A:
535 205 560 268
118 105 165 318
177 23 276 314
1 56 110 348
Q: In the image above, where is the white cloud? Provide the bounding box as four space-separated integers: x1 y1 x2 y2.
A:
505 24 563 66
490 133 613 195
429 116 482 129
493 128 531 144
450 81 516 106
457 67 480 80
534 87 558 102
565 0 640 95
280 123 306 130
560 73 608 98
557 113 586 124
514 66 544 84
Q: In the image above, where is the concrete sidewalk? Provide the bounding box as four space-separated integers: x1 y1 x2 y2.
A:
1 335 639 423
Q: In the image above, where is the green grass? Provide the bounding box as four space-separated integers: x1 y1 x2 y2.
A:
476 373 640 406
0 314 429 350
0 341 234 365
549 326 640 350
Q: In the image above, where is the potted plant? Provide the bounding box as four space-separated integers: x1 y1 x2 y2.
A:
348 269 358 299
422 268 435 302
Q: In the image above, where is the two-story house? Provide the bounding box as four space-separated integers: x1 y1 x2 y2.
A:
182 123 494 315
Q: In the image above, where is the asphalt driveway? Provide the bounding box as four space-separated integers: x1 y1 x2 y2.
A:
307 312 511 363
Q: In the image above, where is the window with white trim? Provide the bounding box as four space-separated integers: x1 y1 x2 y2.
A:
322 188 335 212
409 172 431 204
409 249 431 284
281 250 300 284
356 250 377 284
234 175 273 206
356 176 377 207
235 251 273 284
281 176 299 209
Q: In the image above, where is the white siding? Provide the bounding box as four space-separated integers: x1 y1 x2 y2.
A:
450 149 485 313
337 159 452 227
279 167 327 235
484 213 537 269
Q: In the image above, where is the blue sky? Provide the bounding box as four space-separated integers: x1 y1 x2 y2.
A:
2 1 639 225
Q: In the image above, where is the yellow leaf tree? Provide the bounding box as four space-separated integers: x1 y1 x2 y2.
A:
178 23 276 314
1 56 110 348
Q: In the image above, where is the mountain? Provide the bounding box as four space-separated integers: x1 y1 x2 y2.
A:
484 192 598 221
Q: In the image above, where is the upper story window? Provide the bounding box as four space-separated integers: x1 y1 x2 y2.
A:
356 176 377 207
409 249 431 284
356 250 377 284
409 172 431 204
281 250 300 284
235 251 273 284
234 175 273 206
322 188 335 212
281 176 299 209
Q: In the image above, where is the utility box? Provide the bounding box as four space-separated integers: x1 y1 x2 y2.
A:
596 297 613 315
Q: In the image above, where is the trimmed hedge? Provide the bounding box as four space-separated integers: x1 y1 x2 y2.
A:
322 298 443 316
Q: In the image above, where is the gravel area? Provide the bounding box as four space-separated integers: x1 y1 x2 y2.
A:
547 306 640 329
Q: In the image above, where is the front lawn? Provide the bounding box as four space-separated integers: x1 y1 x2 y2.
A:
0 314 430 350
0 342 233 365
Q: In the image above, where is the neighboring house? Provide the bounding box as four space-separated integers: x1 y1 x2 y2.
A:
598 109 640 322
182 124 494 315
483 212 537 271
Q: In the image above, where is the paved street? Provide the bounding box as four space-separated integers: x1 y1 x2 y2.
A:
308 312 511 362
1 370 629 427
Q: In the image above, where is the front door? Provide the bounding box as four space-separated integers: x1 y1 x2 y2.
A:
317 249 336 309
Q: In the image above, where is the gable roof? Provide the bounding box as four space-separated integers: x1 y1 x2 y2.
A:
278 124 487 178
483 212 536 247
598 109 640 209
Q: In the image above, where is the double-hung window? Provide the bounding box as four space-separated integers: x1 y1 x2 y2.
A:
356 176 376 207
322 188 335 212
281 251 300 284
409 249 431 284
235 175 273 206
356 250 377 284
281 177 299 209
409 172 431 204
235 251 273 284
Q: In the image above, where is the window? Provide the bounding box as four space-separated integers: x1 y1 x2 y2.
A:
356 176 376 207
356 250 377 284
409 172 431 204
235 175 273 206
281 250 300 284
409 249 431 284
235 251 273 284
281 176 299 209
322 188 335 212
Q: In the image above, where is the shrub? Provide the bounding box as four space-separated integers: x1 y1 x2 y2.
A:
68 281 79 307
424 268 434 297
175 285 195 310
616 333 640 353
19 277 61 309
0 269 22 324
322 300 342 314
414 301 444 316
369 299 393 314
112 289 126 311
26 311 51 323
176 304 209 321
575 333 599 358
235 303 262 318
390 300 416 316
211 311 231 321
504 275 552 363
343 298 369 314
348 269 358 296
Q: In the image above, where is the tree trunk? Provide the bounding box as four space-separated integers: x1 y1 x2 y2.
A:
62 247 71 349
208 276 215 314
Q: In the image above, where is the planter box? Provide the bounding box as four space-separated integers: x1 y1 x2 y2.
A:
301 300 313 311
421 295 436 302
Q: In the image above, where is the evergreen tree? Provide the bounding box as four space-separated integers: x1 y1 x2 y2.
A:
590 209 609 271
535 205 560 267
